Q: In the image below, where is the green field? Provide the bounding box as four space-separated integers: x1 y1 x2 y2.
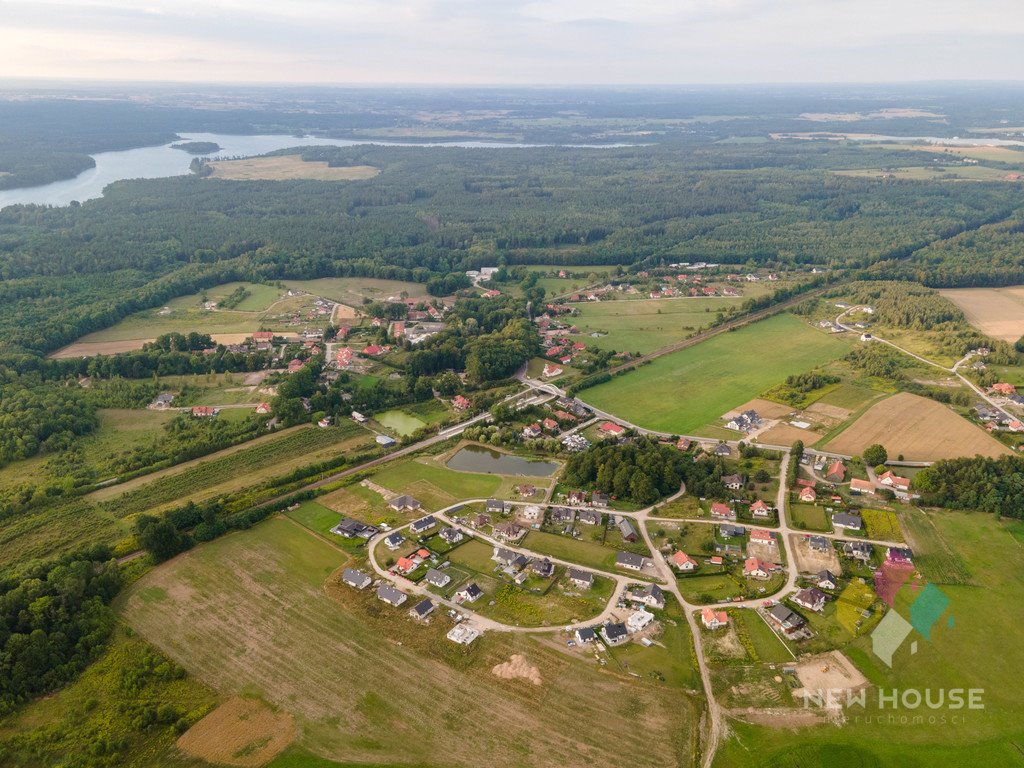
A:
789 502 830 531
120 517 702 768
370 457 511 510
580 314 850 434
523 529 648 572
282 277 429 305
572 296 747 354
714 510 1024 767
733 608 793 663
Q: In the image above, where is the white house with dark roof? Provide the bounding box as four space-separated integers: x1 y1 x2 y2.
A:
615 551 649 571
342 568 371 590
409 515 437 534
630 583 665 609
424 568 451 588
567 568 594 589
376 584 407 607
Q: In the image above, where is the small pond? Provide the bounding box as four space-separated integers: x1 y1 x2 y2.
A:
376 410 427 436
447 445 558 477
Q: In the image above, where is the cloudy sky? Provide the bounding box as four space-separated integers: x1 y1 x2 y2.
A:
1 0 1022 84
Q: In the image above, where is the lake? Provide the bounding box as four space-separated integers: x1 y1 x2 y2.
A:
0 132 628 209
447 445 558 477
375 410 427 436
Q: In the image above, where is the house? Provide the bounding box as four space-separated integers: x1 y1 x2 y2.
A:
567 568 594 589
578 509 602 525
575 627 597 644
825 459 847 483
722 474 744 491
517 484 537 499
395 556 419 575
990 382 1016 396
550 507 575 525
424 568 451 588
317 417 331 428
799 486 817 502
887 547 914 566
492 521 526 542
150 393 175 410
671 551 698 571
376 435 397 447
816 570 839 590
878 470 911 492
410 599 435 620
542 363 563 378
255 402 272 414
383 532 405 551
850 478 875 495
520 505 543 522
630 583 665 609
724 410 762 433
447 624 481 645
615 552 649 571
482 289 501 299
767 604 806 635
408 514 436 534
566 490 587 506
750 500 772 518
472 513 491 529
453 395 472 411
542 418 560 433
844 541 874 561
744 557 777 580
709 556 724 566
331 519 378 539
391 495 423 514
522 423 543 439
191 405 219 418
251 331 274 344
720 524 746 539
351 411 368 424
749 529 776 544
598 421 625 437
627 610 655 633
439 527 464 545
832 512 863 532
342 568 371 590
456 583 483 603
715 443 732 457
601 622 630 646
591 492 610 508
362 344 384 356
377 584 408 607
617 518 639 543
676 437 692 451
710 502 736 521
493 547 518 566
532 558 555 578
486 499 508 514
287 358 304 374
793 587 827 613
701 608 729 630
808 535 830 552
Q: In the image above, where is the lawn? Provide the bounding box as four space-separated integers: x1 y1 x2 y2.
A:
609 597 701 689
713 509 1024 767
282 277 430 306
370 458 503 510
675 572 744 604
580 314 850 434
522 530 623 572
285 500 345 538
789 502 830 532
571 296 747 355
120 517 702 768
733 608 793 663
475 571 615 627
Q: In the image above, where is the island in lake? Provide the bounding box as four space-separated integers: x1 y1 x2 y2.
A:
170 141 222 154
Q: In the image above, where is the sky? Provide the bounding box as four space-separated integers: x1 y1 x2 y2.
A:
1 0 1023 85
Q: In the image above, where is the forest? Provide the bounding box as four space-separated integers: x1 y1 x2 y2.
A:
914 455 1024 518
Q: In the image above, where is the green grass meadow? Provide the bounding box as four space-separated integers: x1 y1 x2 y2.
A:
580 314 850 434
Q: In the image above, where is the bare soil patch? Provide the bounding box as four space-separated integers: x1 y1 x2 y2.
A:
176 696 295 767
805 402 852 420
724 398 794 420
705 626 746 660
746 540 780 563
792 650 868 704
940 286 1024 342
332 303 358 323
50 332 270 359
492 654 542 685
789 535 842 575
727 707 827 727
825 392 1010 461
207 156 380 181
758 423 823 446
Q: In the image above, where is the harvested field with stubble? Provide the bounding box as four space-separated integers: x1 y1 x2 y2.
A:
940 285 1024 342
207 155 380 181
176 697 295 767
120 517 701 768
824 392 1010 461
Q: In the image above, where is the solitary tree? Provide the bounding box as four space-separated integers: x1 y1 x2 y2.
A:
863 443 888 466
